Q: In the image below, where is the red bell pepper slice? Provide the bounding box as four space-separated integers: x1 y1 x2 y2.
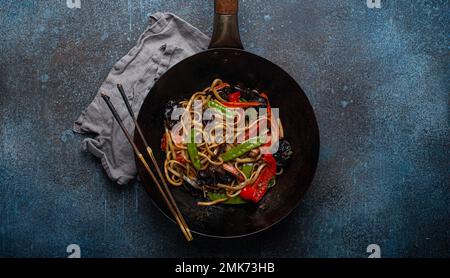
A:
160 134 167 151
239 154 276 202
260 92 271 128
262 153 277 175
221 101 262 108
175 153 187 164
227 91 241 102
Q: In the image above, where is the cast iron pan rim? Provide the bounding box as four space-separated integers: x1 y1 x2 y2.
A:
135 48 321 239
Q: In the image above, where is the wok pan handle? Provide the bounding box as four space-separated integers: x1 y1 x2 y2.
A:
209 0 244 49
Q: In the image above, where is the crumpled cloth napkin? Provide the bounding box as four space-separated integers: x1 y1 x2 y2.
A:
73 12 209 185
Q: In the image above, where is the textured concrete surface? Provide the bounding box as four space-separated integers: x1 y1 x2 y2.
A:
0 0 448 257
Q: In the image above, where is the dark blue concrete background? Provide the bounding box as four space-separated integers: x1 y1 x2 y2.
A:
0 0 448 258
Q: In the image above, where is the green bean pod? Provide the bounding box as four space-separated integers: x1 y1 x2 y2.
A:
187 129 201 170
207 100 235 120
220 138 264 162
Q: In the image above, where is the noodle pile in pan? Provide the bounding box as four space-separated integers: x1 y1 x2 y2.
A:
161 79 293 206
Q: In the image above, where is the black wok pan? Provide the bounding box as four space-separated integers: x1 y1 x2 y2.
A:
135 0 319 238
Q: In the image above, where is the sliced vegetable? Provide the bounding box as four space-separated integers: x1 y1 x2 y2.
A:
220 137 264 162
175 153 187 164
220 101 262 108
260 92 271 128
262 153 277 175
239 168 271 203
239 154 276 203
187 129 201 170
227 91 241 102
207 100 236 120
160 134 167 151
241 163 254 178
207 192 248 205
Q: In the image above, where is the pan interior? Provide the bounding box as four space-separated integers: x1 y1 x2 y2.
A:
135 49 319 237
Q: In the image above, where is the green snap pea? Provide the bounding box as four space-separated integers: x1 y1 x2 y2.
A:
207 100 236 120
241 163 254 178
187 129 201 170
220 138 264 162
207 192 247 205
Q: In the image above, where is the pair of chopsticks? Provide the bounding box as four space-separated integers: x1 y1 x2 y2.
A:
101 84 193 241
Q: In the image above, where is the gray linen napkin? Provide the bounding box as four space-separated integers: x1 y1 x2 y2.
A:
73 12 209 185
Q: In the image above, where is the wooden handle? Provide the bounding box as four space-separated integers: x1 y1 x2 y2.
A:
209 0 243 49
215 0 238 15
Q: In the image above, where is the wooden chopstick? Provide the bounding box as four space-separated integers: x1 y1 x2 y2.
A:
101 92 193 241
116 84 193 240
116 85 193 237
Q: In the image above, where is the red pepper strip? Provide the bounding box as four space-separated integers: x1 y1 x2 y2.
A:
160 134 167 151
260 92 271 128
175 153 187 164
227 91 241 102
262 153 277 175
239 154 276 202
223 163 245 182
221 101 262 108
259 92 273 150
240 167 271 202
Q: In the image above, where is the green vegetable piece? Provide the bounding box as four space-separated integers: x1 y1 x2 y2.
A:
187 129 201 170
207 100 236 120
220 137 264 162
241 163 254 178
207 192 248 205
